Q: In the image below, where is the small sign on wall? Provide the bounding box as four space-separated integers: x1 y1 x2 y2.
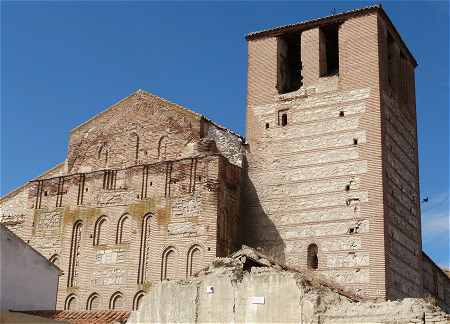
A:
249 296 265 304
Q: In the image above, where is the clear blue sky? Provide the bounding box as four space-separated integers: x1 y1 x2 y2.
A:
1 2 448 266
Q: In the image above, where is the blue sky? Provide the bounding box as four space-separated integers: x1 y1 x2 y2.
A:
1 2 448 266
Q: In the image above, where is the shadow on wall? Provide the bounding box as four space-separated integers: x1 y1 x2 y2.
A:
238 155 286 265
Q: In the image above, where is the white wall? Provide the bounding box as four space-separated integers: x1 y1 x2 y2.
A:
0 225 60 311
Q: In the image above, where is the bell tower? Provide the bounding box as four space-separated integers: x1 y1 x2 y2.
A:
243 5 423 301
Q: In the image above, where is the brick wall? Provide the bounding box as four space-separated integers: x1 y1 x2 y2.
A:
1 5 449 311
244 12 386 300
0 91 243 311
422 253 450 310
244 7 450 307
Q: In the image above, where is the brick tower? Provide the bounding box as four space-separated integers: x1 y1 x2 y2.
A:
242 5 430 301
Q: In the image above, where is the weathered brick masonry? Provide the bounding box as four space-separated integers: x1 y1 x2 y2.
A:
0 90 244 311
242 4 450 307
1 4 448 311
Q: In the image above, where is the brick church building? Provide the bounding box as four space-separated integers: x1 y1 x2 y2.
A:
1 5 449 311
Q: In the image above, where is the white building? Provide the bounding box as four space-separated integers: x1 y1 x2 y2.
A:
0 224 62 311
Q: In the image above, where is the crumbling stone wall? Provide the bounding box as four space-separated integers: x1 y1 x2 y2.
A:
0 90 243 311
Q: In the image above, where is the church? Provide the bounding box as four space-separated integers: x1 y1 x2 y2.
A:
1 5 449 311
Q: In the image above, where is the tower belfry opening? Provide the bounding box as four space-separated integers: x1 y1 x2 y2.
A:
277 33 302 94
320 23 339 76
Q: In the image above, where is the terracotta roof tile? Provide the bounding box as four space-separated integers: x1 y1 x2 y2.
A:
19 310 130 324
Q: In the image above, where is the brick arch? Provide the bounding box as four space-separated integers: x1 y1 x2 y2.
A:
68 220 83 287
116 213 133 244
109 291 124 310
157 136 169 160
93 215 108 246
64 294 78 310
86 292 100 310
132 290 145 311
97 142 110 167
161 246 177 281
137 213 153 284
129 132 140 164
186 244 203 278
49 254 60 268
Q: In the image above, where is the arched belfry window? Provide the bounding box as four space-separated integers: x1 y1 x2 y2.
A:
307 243 319 270
93 216 107 246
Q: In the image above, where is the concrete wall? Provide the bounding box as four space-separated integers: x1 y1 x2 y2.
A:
0 224 60 311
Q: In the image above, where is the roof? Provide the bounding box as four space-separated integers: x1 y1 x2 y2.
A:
246 4 417 67
1 311 67 324
0 224 63 275
18 310 130 324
